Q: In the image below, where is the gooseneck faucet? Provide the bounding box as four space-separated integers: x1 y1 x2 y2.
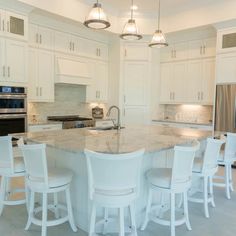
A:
106 105 121 130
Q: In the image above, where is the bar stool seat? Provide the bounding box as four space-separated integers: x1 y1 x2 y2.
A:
146 168 172 189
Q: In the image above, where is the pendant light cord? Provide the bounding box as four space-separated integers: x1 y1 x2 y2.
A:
158 0 161 30
131 0 134 20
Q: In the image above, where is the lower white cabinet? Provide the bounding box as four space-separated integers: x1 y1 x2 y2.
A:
216 52 236 83
0 38 27 83
86 61 108 103
28 123 62 132
28 48 54 102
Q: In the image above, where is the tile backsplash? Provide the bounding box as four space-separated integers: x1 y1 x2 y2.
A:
157 104 213 123
28 84 107 123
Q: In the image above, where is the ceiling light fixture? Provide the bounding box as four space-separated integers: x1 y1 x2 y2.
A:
120 0 142 40
84 0 111 30
149 0 168 48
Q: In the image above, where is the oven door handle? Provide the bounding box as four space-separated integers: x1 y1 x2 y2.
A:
0 114 27 119
0 94 26 99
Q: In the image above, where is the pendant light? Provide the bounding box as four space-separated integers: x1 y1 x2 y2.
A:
120 0 142 40
149 0 168 48
84 0 111 30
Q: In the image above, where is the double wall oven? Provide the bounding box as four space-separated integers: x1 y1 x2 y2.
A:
0 86 27 136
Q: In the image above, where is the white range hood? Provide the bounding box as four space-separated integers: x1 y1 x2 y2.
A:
55 55 93 85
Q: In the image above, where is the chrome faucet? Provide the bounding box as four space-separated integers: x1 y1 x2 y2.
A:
106 105 121 130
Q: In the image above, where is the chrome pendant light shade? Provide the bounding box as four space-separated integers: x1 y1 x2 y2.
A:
84 1 111 29
149 0 168 48
120 0 142 40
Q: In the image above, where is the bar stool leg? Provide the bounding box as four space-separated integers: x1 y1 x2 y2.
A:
203 176 209 218
129 203 137 236
170 193 176 236
0 176 6 216
65 188 77 232
25 191 35 230
225 164 231 199
141 188 152 230
53 192 59 219
102 208 109 235
119 207 125 236
89 203 96 236
183 191 191 231
209 176 215 208
41 193 48 236
229 165 234 191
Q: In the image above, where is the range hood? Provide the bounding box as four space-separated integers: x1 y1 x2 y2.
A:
55 56 93 85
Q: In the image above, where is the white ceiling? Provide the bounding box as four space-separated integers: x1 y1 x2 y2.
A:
79 0 225 16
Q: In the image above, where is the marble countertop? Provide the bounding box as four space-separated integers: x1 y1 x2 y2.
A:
13 125 212 154
28 121 63 126
152 119 213 126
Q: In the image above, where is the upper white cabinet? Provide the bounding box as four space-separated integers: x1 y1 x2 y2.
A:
86 61 108 103
0 9 28 41
28 48 54 102
189 38 216 59
216 52 236 83
161 42 188 62
0 38 27 83
123 43 149 61
217 28 236 54
29 24 54 50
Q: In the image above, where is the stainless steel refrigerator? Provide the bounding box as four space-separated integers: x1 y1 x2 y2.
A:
215 84 236 133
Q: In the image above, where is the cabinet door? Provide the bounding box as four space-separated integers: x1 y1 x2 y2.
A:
160 63 172 103
187 60 203 103
216 52 236 83
5 11 28 41
96 61 108 102
79 37 97 58
202 58 215 104
123 61 148 106
160 46 174 62
54 31 70 54
174 42 188 61
38 50 54 102
0 10 5 36
124 43 149 61
5 39 27 83
29 24 38 48
38 26 54 50
172 62 187 102
189 40 203 59
203 38 216 58
0 38 5 81
123 106 148 125
28 48 38 100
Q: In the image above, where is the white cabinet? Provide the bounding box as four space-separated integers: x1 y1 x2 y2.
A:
86 61 108 102
217 28 236 54
123 43 149 61
189 38 216 59
187 58 215 104
29 24 54 50
160 62 187 103
0 38 27 83
28 48 54 102
161 42 188 62
28 123 62 132
0 10 28 41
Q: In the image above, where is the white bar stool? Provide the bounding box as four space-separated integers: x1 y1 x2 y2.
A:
0 136 28 215
20 143 77 236
214 133 236 199
141 141 200 236
189 138 225 218
84 148 145 236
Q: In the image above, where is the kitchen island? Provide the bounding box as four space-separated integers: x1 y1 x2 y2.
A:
16 125 212 232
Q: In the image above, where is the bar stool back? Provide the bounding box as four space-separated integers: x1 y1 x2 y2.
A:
20 144 77 236
0 136 27 215
84 148 145 236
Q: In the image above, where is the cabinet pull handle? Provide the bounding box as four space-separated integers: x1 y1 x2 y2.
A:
3 66 5 77
2 20 4 31
203 45 206 54
7 21 9 32
8 67 10 77
200 46 202 55
40 87 42 96
124 49 127 57
39 34 42 44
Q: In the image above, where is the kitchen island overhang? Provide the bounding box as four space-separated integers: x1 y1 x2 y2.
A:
14 125 212 232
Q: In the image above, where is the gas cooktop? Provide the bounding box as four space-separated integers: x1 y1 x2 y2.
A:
47 116 93 122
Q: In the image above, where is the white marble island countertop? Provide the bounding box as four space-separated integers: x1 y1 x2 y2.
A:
15 125 212 154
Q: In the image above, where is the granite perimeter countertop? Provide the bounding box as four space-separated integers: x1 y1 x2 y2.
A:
13 125 212 154
152 119 213 126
